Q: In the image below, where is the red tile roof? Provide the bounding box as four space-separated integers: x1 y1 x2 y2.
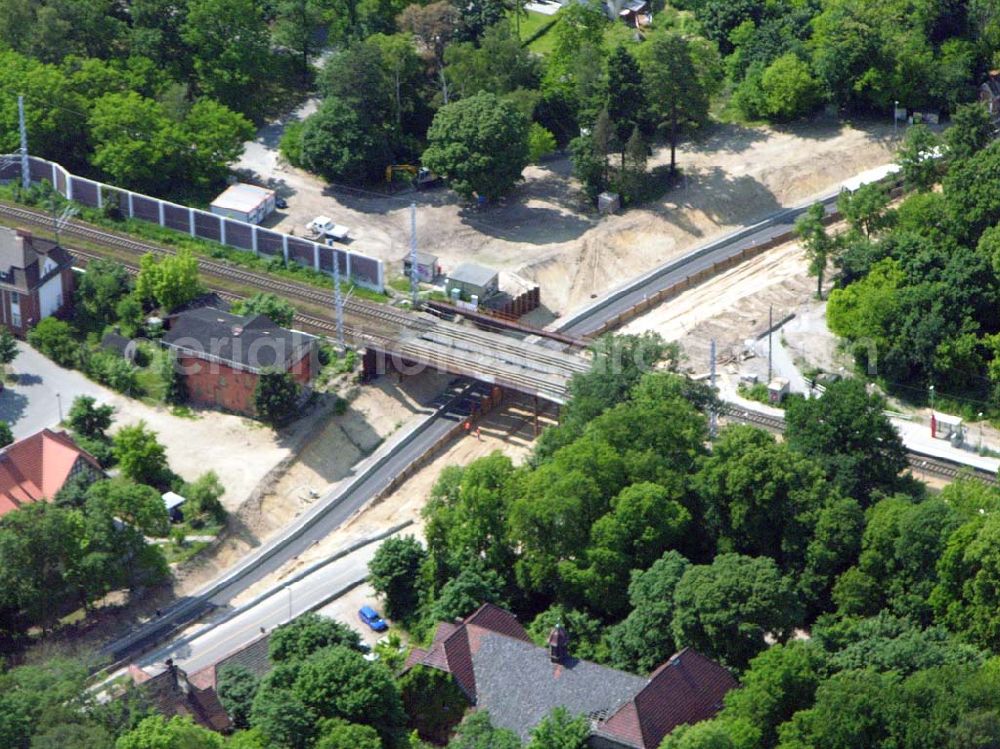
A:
595 648 738 749
0 429 101 517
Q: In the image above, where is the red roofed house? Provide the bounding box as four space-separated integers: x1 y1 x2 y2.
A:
0 428 102 517
404 603 738 748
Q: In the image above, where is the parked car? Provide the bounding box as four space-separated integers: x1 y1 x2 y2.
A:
359 605 388 632
275 197 288 209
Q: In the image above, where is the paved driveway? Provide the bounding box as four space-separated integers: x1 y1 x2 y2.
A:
0 343 111 438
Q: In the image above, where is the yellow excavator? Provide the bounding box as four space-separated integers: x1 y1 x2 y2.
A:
385 164 439 189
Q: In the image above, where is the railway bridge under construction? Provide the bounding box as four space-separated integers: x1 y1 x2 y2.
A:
0 200 592 404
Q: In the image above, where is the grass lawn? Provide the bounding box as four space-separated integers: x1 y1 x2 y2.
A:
513 10 560 55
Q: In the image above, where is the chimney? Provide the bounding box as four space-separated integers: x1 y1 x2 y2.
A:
548 624 569 664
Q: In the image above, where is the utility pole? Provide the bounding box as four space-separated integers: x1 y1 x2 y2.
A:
332 251 345 353
767 304 773 384
409 202 419 309
709 338 717 439
18 94 29 190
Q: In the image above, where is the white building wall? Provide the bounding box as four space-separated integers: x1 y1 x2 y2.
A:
38 274 64 319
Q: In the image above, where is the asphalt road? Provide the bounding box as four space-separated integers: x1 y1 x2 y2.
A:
103 379 488 661
2 342 109 439
139 536 385 675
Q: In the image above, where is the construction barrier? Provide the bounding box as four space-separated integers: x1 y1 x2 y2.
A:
0 155 385 292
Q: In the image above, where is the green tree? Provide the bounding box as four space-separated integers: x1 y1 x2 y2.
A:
253 369 300 426
898 123 940 192
115 715 224 749
368 535 427 620
231 293 297 327
291 646 406 739
946 102 995 161
428 564 508 623
527 604 609 664
784 378 907 505
422 92 530 201
269 612 362 663
837 182 891 238
0 422 13 449
399 666 467 743
176 99 254 187
272 0 331 74
672 553 802 670
134 250 202 313
181 0 271 114
833 496 960 623
86 478 169 537
300 97 390 184
528 123 557 163
447 712 520 749
181 471 226 524
422 452 517 592
67 396 114 441
695 425 831 571
795 202 837 298
659 719 760 749
759 53 820 121
315 720 382 749
27 318 78 368
112 421 170 487
720 641 824 747
115 294 145 339
216 665 259 730
606 45 646 170
639 31 710 173
0 327 18 375
608 550 690 673
249 684 314 749
88 93 177 192
526 707 589 749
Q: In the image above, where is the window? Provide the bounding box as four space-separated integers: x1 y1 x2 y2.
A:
11 312 21 328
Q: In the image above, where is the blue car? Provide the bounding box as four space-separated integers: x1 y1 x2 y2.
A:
358 605 388 632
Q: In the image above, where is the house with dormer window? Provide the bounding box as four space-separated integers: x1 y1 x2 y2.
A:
0 226 75 336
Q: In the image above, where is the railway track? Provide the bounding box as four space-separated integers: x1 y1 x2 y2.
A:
720 403 998 486
46 213 581 401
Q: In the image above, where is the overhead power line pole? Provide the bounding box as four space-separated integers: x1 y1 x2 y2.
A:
18 94 30 190
409 202 419 309
332 251 345 353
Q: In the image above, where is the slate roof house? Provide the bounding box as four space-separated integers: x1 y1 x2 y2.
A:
162 307 317 417
0 429 103 517
0 226 75 336
404 603 738 748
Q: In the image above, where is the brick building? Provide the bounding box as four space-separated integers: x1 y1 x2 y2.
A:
162 307 316 417
0 227 75 335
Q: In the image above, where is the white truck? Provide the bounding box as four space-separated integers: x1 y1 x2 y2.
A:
306 215 351 243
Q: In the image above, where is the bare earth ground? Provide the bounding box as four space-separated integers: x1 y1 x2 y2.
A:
169 369 454 598
621 232 845 383
230 396 554 608
239 118 897 317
